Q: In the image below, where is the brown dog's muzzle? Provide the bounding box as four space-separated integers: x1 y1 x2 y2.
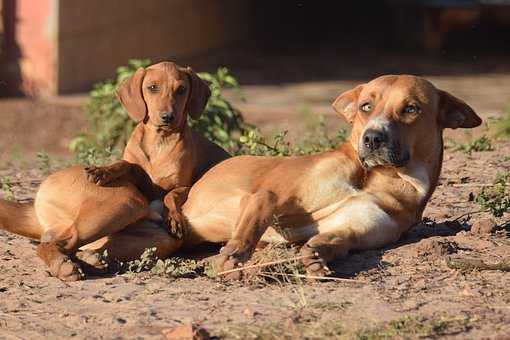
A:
358 122 410 169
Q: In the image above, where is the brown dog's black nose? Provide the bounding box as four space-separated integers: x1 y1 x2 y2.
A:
160 112 174 124
363 129 387 151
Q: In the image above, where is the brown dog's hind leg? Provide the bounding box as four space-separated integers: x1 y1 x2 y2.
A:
300 230 355 277
37 226 83 281
213 191 278 280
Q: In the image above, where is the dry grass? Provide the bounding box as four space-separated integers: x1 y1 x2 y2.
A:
239 243 306 286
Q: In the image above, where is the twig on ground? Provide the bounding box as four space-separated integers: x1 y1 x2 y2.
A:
443 183 510 187
216 255 313 276
446 255 510 272
259 272 366 284
452 210 482 221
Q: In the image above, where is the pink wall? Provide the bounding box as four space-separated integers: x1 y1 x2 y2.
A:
16 0 58 96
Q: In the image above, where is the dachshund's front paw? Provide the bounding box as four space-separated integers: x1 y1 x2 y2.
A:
84 166 115 186
167 211 185 240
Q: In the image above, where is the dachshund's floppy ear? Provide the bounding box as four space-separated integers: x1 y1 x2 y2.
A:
116 68 147 123
182 67 211 120
439 89 482 129
332 85 363 124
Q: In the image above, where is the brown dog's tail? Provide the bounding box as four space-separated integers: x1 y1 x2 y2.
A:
0 200 41 239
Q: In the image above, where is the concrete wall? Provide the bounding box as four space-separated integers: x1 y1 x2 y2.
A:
57 0 255 93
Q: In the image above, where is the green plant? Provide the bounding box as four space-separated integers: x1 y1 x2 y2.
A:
239 129 292 156
36 151 51 175
238 116 347 157
496 105 510 138
294 116 347 155
0 177 15 201
451 135 493 155
122 247 210 279
70 60 248 163
357 315 470 340
193 67 249 153
476 172 510 218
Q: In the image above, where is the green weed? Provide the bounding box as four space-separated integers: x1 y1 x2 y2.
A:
121 247 210 279
451 135 493 155
0 177 15 201
357 315 470 339
36 151 51 175
476 172 510 217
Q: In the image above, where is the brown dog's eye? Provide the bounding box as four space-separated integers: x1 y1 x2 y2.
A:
176 85 186 95
360 103 372 113
403 105 420 114
147 84 159 93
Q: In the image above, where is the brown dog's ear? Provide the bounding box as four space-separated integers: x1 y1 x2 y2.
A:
116 68 147 123
182 67 211 120
332 85 363 124
439 90 482 129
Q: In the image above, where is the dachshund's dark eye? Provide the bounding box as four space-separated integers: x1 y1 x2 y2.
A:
360 102 372 113
147 84 159 93
403 105 420 114
176 85 186 95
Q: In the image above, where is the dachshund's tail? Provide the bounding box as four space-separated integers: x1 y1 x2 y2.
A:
0 200 41 239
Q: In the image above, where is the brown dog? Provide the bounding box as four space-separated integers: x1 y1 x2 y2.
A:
173 74 481 278
0 61 229 281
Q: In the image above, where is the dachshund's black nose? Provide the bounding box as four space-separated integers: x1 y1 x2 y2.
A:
362 129 387 151
160 112 174 124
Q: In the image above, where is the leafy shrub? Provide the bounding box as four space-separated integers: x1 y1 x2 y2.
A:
70 59 248 165
121 247 211 278
238 116 347 156
450 135 493 155
0 177 15 201
476 172 510 218
193 67 249 153
496 105 510 138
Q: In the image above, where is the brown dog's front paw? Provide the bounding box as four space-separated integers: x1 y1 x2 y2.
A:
211 254 244 280
84 166 114 186
300 244 332 278
211 241 250 280
74 250 109 275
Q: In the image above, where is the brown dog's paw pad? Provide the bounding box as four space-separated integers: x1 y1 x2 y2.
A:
300 245 332 278
84 167 113 186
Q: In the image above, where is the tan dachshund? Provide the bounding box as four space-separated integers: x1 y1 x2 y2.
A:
0 61 229 281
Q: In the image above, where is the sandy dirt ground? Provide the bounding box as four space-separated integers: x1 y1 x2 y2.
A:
0 57 510 338
0 140 509 339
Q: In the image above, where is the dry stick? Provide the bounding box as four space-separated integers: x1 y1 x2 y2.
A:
443 183 510 187
452 210 482 221
216 255 313 276
216 255 365 284
8 179 42 185
260 272 366 284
